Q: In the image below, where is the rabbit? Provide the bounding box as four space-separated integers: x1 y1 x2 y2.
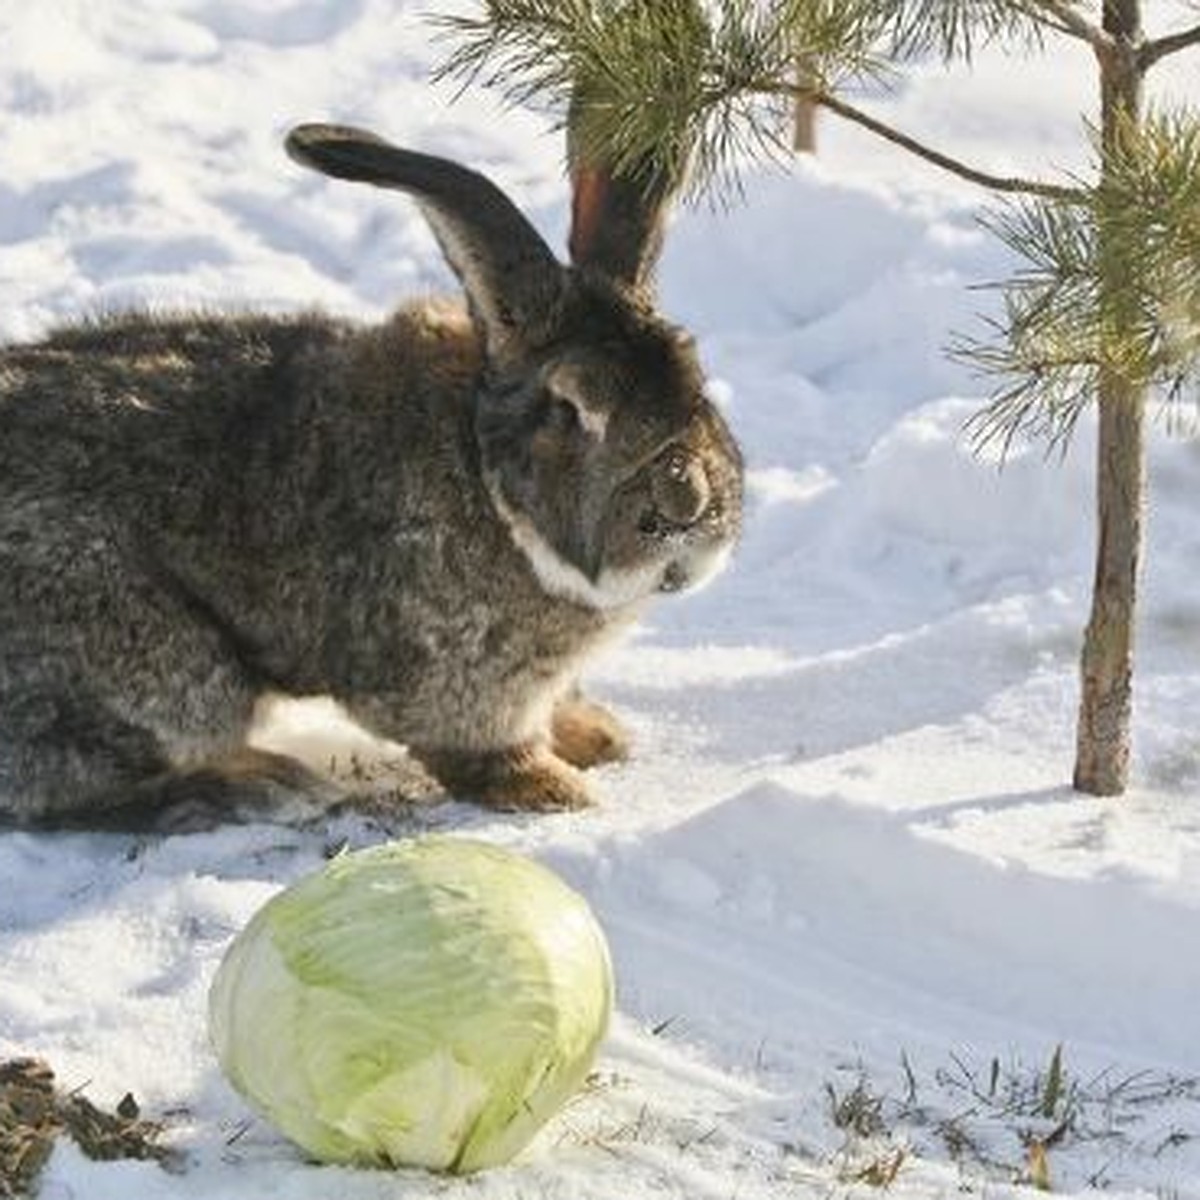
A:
0 122 743 831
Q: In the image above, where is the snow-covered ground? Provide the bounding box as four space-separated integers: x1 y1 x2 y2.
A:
2 3 1199 1198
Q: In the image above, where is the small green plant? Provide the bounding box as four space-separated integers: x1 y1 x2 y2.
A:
1041 1043 1066 1121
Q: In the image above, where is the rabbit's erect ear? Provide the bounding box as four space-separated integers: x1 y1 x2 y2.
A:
566 106 681 293
286 123 566 362
567 160 676 293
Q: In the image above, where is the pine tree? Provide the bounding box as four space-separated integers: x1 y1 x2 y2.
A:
438 0 1200 796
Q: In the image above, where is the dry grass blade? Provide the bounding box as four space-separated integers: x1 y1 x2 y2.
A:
1027 1137 1052 1191
848 1145 908 1187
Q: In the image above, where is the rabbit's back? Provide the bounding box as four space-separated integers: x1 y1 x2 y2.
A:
0 303 493 536
1 313 350 510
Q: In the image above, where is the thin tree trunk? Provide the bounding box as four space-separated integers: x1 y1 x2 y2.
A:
792 54 817 153
1073 0 1145 795
1074 376 1145 793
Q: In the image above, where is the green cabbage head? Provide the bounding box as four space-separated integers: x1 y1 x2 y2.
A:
208 837 613 1173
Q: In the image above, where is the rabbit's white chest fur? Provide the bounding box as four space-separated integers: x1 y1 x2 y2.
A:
488 482 663 611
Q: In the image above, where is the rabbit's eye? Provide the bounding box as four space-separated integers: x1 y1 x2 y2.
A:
650 446 710 528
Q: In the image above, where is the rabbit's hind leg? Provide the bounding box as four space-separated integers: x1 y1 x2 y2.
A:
85 748 342 833
0 554 283 829
0 678 172 827
0 682 329 832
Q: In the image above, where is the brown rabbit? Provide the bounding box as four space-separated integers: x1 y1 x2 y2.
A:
0 123 743 830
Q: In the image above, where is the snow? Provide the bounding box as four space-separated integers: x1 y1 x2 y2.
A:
2 2 1200 1198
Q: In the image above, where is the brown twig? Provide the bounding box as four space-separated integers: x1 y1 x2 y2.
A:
757 81 1083 201
1139 22 1200 69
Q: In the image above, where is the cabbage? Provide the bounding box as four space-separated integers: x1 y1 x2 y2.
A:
208 837 613 1173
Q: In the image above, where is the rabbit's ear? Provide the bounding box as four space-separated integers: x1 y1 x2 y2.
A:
567 160 676 293
286 123 566 363
566 109 680 293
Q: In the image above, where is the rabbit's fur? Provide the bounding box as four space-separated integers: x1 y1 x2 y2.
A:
0 124 742 829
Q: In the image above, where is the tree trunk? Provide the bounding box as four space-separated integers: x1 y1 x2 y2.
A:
792 54 817 153
1074 376 1145 793
1072 0 1145 795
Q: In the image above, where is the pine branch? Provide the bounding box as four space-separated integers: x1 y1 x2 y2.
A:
959 111 1200 457
1024 1 1111 52
770 83 1083 200
880 0 1054 62
435 1 1111 204
1139 22 1200 69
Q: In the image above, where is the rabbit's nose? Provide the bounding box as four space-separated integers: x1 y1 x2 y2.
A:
651 448 710 528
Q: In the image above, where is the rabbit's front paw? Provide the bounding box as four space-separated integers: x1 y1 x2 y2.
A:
484 753 593 812
551 696 631 769
415 745 594 812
